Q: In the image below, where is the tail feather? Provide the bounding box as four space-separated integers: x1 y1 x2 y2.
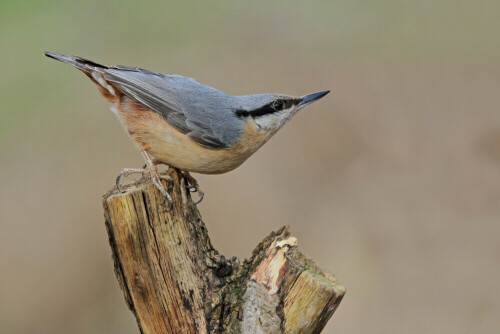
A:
43 51 108 72
44 51 119 100
72 55 108 69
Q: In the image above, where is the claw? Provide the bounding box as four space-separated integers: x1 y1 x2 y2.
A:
160 175 174 189
193 188 205 204
152 177 173 210
116 168 145 193
182 171 205 205
161 193 173 210
116 173 124 193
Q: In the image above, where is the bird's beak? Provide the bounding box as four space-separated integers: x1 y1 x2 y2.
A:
298 90 330 109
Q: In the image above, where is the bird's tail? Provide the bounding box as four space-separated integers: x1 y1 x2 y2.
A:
44 51 120 101
43 51 108 73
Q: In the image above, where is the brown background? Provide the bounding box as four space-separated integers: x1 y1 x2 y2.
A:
1 1 499 333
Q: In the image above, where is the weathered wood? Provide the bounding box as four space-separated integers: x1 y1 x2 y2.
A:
102 168 345 333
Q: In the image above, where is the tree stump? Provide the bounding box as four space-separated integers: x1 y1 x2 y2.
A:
102 168 345 334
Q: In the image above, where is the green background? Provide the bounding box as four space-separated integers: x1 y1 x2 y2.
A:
1 1 499 333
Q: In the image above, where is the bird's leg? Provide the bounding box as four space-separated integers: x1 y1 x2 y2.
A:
182 171 204 204
132 154 174 202
141 157 174 185
141 156 161 169
116 153 173 209
141 150 173 209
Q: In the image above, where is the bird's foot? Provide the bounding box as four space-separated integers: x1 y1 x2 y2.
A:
116 152 174 210
148 167 173 210
115 166 173 209
141 152 173 209
183 171 204 204
116 168 146 193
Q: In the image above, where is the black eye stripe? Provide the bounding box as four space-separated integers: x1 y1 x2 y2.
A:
235 99 301 119
236 105 275 118
235 110 250 118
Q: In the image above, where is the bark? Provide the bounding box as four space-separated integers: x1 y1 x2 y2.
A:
102 168 345 334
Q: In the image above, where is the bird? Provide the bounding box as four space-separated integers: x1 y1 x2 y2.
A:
44 51 330 208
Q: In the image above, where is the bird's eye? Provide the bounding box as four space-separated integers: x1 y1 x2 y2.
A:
273 100 284 111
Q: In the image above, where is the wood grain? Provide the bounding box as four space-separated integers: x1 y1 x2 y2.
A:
102 168 345 333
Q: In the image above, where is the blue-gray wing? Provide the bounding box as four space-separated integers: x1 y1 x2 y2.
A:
103 67 238 149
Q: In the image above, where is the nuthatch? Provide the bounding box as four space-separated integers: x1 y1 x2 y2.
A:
44 52 330 208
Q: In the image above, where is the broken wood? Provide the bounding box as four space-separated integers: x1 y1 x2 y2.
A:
102 168 345 333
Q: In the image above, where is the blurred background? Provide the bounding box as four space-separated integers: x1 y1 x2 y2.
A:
1 0 499 333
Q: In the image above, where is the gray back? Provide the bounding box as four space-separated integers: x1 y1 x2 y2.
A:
104 67 247 148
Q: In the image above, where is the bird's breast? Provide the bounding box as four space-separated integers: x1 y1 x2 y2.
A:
115 100 271 174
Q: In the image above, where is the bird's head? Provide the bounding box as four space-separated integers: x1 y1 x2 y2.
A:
234 90 330 132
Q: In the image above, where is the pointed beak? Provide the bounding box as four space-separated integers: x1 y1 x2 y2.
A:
298 90 330 109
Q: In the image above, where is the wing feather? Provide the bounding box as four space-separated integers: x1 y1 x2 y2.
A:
103 68 232 148
44 53 239 148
